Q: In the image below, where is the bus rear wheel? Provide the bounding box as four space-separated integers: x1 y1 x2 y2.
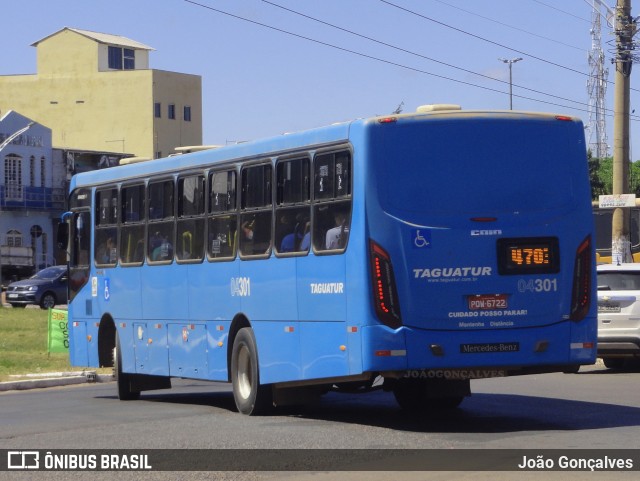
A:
114 334 140 401
603 357 625 370
392 378 468 411
231 327 272 415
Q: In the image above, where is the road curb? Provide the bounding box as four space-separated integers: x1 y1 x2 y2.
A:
0 372 114 392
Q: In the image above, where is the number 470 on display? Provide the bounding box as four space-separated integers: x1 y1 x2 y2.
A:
517 278 558 293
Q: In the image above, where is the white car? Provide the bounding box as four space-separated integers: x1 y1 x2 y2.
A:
596 263 640 369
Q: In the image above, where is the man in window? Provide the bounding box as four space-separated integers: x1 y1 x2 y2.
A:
326 208 349 250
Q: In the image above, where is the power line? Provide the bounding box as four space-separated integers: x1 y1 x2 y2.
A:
183 0 638 121
380 0 640 95
532 0 591 23
261 0 620 116
180 1 504 99
432 0 584 51
379 0 589 77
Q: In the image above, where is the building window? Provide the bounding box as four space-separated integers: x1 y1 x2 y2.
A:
108 46 122 69
168 104 176 120
30 156 35 187
123 48 135 69
154 102 161 118
108 46 135 70
184 106 192 122
7 230 22 247
4 154 23 201
40 156 46 187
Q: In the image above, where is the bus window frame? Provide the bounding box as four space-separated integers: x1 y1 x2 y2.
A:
176 171 206 264
207 167 239 262
147 176 176 266
311 147 353 256
239 161 273 260
119 182 147 267
274 154 311 258
94 186 119 268
67 196 92 303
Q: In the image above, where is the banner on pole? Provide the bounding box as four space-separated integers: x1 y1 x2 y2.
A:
47 309 69 353
598 194 636 208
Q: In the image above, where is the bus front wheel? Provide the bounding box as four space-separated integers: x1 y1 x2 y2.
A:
113 335 140 401
231 328 272 415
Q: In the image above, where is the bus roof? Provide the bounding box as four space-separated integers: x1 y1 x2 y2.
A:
69 108 580 190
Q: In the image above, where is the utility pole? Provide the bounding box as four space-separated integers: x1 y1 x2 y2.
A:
499 57 523 110
611 0 636 263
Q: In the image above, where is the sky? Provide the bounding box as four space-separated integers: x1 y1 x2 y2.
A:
2 0 639 157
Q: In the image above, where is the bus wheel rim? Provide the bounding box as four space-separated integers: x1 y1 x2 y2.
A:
237 345 252 400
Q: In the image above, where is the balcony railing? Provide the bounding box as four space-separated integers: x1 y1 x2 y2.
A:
0 185 66 210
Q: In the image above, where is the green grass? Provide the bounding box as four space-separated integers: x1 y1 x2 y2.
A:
0 306 72 381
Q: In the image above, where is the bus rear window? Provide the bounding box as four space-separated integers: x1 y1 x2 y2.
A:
375 119 579 216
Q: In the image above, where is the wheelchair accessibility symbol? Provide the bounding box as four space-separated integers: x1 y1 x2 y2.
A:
104 278 110 302
413 229 431 248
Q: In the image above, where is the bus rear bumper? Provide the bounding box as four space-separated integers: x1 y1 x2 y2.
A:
361 323 596 373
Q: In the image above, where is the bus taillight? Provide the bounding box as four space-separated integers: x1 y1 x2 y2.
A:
369 240 402 328
570 235 592 321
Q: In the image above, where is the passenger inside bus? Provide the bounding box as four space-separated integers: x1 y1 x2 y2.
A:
241 214 271 255
96 236 116 264
325 208 349 249
150 232 173 261
278 212 309 253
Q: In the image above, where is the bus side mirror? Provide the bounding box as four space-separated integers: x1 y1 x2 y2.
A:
57 223 69 249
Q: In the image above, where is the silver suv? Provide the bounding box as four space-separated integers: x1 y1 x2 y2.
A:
597 263 640 369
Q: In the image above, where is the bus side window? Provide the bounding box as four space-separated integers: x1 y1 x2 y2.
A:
275 157 310 255
177 174 205 262
95 188 118 267
312 150 351 253
120 184 146 265
208 170 237 261
147 179 175 263
71 211 91 267
240 164 272 257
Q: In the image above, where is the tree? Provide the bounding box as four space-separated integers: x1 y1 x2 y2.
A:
588 151 609 198
590 152 640 198
631 161 640 196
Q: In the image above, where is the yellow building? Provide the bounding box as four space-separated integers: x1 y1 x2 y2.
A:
0 27 202 159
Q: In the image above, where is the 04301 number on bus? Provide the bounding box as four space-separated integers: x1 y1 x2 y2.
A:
517 278 558 293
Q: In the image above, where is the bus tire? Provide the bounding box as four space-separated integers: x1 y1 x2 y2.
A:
114 334 140 401
392 378 466 411
603 357 625 370
231 327 272 415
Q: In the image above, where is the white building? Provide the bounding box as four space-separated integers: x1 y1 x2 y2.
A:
0 110 64 283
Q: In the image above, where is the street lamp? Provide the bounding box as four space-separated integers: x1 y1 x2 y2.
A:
498 57 523 110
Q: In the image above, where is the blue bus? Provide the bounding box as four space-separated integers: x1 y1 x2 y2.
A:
62 105 596 415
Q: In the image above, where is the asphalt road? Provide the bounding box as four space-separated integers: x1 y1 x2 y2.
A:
1 362 639 481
